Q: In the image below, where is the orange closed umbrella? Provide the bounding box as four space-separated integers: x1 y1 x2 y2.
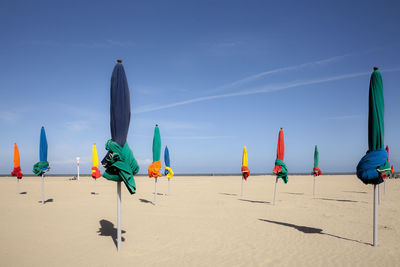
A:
11 143 23 179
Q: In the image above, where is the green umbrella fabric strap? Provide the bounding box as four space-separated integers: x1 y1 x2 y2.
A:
103 139 139 194
33 161 49 176
275 158 288 183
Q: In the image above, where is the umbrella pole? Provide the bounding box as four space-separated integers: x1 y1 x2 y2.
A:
313 175 316 197
94 179 97 195
384 179 386 195
168 178 170 196
154 178 158 205
378 184 381 205
117 181 121 251
373 184 378 247
17 178 20 194
273 177 278 205
241 176 244 197
41 174 44 204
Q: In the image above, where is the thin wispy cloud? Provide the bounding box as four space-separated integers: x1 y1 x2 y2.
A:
24 39 135 48
214 54 351 92
325 115 361 120
65 120 89 132
133 68 400 114
164 135 234 140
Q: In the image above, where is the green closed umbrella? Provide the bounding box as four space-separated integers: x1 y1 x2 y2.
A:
312 145 322 196
356 67 391 247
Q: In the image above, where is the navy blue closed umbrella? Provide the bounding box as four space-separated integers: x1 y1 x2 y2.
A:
110 60 130 147
101 59 139 251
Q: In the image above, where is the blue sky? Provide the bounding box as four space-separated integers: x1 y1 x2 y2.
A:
0 0 399 174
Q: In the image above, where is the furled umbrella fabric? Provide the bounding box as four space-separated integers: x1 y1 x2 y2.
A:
356 68 391 184
273 128 288 183
33 127 49 176
92 144 101 179
164 146 174 179
102 60 139 194
313 145 322 176
11 143 23 179
148 125 162 178
241 146 250 180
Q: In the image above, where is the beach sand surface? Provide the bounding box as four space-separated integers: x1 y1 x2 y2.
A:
0 175 399 266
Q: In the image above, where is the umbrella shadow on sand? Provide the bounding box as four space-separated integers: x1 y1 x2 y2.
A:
316 198 366 204
219 193 238 196
238 199 270 204
38 198 53 204
20 192 27 195
258 219 370 246
139 198 155 205
98 219 126 248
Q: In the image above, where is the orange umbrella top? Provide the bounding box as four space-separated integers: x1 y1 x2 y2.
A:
13 143 20 168
276 128 284 161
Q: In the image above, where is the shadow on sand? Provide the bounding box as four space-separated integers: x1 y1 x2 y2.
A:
343 191 367 194
258 219 370 246
38 198 54 204
219 193 238 196
97 219 126 249
139 198 154 205
238 199 270 204
20 192 27 195
91 192 99 195
282 192 304 195
316 198 361 203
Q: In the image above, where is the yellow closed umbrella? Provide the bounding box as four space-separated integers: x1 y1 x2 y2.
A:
241 146 250 196
91 144 101 194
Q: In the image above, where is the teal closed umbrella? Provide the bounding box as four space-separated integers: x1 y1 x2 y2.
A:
356 67 391 247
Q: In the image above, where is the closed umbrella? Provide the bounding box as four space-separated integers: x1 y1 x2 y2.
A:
312 145 322 196
241 146 250 196
33 126 49 204
272 128 288 205
91 144 101 194
11 143 23 193
164 146 174 195
356 67 391 247
101 59 139 251
148 125 162 204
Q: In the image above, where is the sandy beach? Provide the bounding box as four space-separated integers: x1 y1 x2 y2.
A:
0 175 399 266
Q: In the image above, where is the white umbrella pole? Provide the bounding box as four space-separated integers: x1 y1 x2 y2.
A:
273 177 278 205
117 181 121 251
154 178 158 205
168 178 170 196
94 179 97 195
41 174 44 204
378 184 381 205
17 178 20 194
241 176 244 197
373 184 378 247
313 175 316 196
384 179 386 195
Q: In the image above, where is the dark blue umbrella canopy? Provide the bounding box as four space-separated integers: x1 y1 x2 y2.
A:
164 146 170 175
110 59 130 147
40 126 48 162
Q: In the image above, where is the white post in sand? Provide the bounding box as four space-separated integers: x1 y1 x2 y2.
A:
384 179 386 195
373 184 378 247
94 179 97 195
313 175 316 196
117 181 121 251
41 174 45 204
76 157 80 180
17 179 20 194
273 177 278 205
378 184 381 205
154 178 158 205
168 179 170 196
241 176 244 197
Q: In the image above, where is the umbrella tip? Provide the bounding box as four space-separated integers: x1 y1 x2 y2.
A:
117 58 122 63
374 66 378 71
41 126 44 128
156 124 158 126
